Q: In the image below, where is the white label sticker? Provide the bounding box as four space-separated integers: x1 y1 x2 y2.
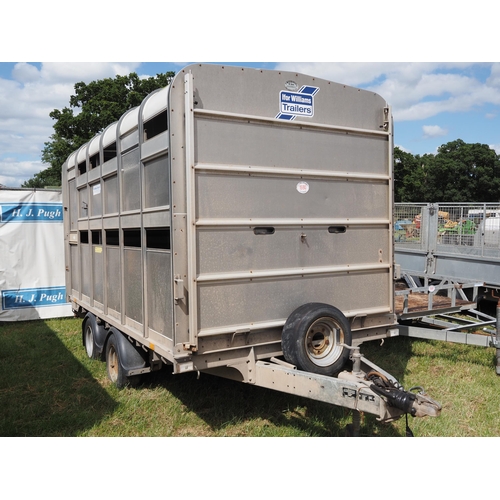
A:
92 183 101 196
296 181 310 194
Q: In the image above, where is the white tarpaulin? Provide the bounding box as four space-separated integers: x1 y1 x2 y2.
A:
0 188 72 321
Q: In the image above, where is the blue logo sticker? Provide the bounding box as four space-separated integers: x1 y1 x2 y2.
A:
276 85 320 120
0 203 63 223
2 287 67 309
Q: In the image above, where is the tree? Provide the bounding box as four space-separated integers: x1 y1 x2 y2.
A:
394 147 433 202
393 140 500 203
433 139 500 202
23 71 175 188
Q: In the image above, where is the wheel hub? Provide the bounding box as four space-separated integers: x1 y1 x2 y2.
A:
108 347 119 382
305 317 344 366
309 329 330 354
85 325 94 357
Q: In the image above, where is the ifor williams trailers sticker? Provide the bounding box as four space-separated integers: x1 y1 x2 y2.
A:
276 85 320 121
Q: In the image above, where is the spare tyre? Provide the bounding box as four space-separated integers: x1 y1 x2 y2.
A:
282 303 352 376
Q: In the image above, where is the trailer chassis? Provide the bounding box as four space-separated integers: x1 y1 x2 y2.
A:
76 301 441 435
204 342 441 431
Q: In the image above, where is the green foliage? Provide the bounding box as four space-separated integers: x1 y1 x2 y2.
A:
22 71 175 188
394 146 424 202
394 139 500 202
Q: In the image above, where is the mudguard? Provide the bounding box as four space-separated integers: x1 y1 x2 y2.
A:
107 327 148 375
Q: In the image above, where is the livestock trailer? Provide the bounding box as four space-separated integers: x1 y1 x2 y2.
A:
62 64 440 431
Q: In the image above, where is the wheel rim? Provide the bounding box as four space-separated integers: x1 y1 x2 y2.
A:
108 345 119 382
304 316 345 367
85 324 94 358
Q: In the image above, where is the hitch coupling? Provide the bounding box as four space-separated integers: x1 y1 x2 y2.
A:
366 372 442 418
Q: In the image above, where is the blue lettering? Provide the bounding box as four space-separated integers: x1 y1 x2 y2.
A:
2 287 66 309
0 203 63 223
278 89 316 119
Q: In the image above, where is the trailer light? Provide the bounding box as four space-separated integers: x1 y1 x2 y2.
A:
175 362 194 374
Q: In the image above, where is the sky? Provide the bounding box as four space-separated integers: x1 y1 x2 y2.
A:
2 61 500 188
1 3 498 190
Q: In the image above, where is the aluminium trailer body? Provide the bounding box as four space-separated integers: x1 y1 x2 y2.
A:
62 64 440 428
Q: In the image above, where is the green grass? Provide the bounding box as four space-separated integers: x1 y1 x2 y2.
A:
1 317 499 437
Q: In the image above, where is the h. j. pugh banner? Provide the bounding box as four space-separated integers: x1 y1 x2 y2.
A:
0 189 72 321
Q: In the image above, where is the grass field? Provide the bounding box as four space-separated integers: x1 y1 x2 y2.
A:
1 317 499 438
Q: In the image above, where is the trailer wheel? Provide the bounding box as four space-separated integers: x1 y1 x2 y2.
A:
106 333 139 389
282 303 352 376
83 313 100 360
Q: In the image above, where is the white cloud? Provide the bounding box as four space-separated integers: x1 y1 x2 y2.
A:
486 62 500 88
12 63 41 83
369 70 495 121
275 62 500 122
0 62 146 187
422 125 448 138
39 62 141 83
275 62 392 87
0 160 44 187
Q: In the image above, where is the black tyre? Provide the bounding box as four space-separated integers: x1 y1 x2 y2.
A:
83 313 100 360
282 303 352 376
105 333 140 389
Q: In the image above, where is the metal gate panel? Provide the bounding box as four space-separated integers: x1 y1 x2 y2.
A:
123 248 143 328
196 270 392 332
92 243 104 307
197 225 390 275
106 246 121 314
146 250 173 339
195 173 388 220
194 116 389 176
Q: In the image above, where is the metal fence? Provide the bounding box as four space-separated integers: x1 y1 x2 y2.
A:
395 203 500 260
394 203 427 248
